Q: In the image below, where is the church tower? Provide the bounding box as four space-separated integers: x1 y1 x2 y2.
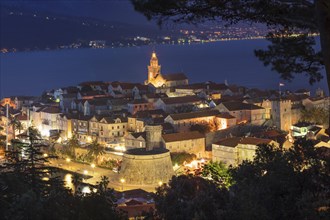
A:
147 52 161 82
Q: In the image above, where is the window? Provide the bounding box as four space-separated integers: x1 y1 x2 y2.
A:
123 125 125 128
117 126 119 129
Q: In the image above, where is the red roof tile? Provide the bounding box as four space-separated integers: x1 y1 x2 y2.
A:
162 131 204 142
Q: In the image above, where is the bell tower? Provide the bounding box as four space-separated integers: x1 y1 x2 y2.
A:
148 52 161 82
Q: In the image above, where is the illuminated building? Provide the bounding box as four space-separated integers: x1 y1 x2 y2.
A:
212 137 278 166
271 99 292 131
162 131 206 158
164 110 236 132
216 101 266 125
119 125 173 187
145 52 188 88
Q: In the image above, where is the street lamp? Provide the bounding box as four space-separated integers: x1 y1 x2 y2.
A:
91 163 95 174
66 158 71 169
120 178 125 191
158 181 163 187
43 153 48 157
83 170 88 175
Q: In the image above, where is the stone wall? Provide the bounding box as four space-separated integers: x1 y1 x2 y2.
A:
119 150 173 185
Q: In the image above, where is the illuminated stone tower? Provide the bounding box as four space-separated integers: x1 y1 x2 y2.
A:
148 51 161 82
271 99 292 131
119 125 173 187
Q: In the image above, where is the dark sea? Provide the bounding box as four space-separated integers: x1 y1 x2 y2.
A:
0 39 328 98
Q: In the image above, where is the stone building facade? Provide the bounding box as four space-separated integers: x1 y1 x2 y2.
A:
162 131 206 158
212 137 277 166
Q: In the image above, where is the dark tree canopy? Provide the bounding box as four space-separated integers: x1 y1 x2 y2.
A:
0 129 125 220
132 0 330 98
153 139 329 219
154 175 229 220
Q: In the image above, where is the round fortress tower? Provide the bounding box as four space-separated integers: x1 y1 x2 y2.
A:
119 125 173 186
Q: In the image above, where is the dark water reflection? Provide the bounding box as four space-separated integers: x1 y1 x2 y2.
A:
1 39 327 98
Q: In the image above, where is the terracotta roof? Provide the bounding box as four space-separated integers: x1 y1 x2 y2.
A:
111 82 143 90
125 199 144 206
16 114 28 121
221 102 264 111
175 83 205 90
144 93 168 99
62 93 77 99
162 73 188 81
40 106 61 114
161 95 201 105
215 137 272 147
120 83 139 90
169 110 220 121
135 84 149 90
102 116 128 123
246 88 271 98
216 112 235 119
161 122 174 131
109 99 130 106
286 94 309 102
130 132 146 139
132 109 167 119
212 95 246 104
79 81 105 86
79 90 105 97
295 89 310 93
64 86 79 94
255 129 282 138
129 99 149 105
209 83 228 91
240 137 273 145
308 96 327 101
162 131 204 142
88 98 110 106
215 137 242 147
175 82 229 91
